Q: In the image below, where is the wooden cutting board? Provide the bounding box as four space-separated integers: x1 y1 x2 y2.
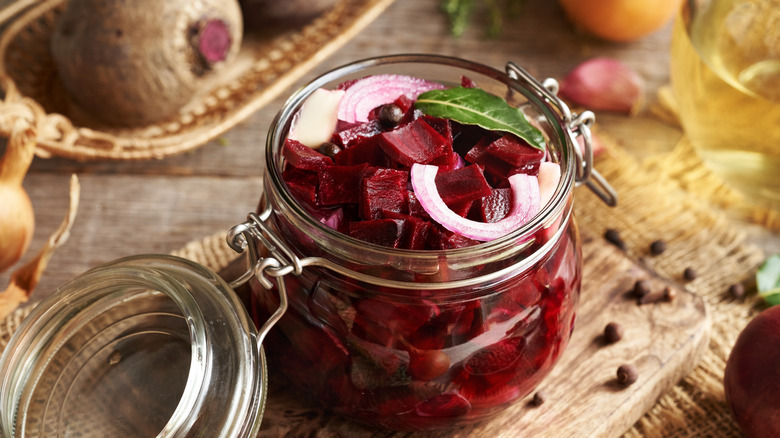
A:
250 227 711 437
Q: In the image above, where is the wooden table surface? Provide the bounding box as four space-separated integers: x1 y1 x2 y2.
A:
2 0 778 320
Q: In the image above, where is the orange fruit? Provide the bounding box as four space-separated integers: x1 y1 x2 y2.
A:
558 0 684 42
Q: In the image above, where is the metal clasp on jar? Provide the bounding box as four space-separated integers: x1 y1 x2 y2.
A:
506 62 618 207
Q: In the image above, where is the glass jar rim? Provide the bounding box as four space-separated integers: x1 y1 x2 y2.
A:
263 54 578 268
0 254 267 437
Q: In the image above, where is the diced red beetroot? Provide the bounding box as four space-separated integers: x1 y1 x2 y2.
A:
434 165 493 206
334 136 392 167
465 137 514 178
462 336 526 375
348 219 404 248
429 151 464 172
421 115 453 146
383 211 432 250
360 169 409 219
427 225 480 250
283 139 334 170
485 134 544 173
333 119 384 148
394 94 415 113
448 200 473 218
407 191 431 221
318 164 368 205
378 118 450 167
283 167 319 207
452 122 500 157
461 76 478 88
475 187 512 223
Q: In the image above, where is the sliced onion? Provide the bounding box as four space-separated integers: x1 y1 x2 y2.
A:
410 164 541 241
537 162 561 208
337 74 445 124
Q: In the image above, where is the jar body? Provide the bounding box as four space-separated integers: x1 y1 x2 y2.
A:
250 55 586 430
250 218 580 430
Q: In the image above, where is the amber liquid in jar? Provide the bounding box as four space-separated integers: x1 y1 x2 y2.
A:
670 0 780 206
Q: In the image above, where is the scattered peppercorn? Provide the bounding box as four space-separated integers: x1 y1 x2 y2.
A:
649 239 667 255
633 279 651 299
377 103 404 128
530 390 547 407
604 228 626 250
604 322 624 344
728 283 746 300
318 142 341 159
683 267 698 281
616 364 638 386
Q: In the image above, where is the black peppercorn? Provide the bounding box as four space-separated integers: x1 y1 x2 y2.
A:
604 228 626 250
617 364 638 386
728 283 746 300
649 239 667 255
318 142 341 159
604 322 624 344
683 267 698 281
530 390 547 407
633 279 651 299
377 103 404 128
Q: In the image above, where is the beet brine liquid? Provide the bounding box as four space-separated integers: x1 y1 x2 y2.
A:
250 56 606 431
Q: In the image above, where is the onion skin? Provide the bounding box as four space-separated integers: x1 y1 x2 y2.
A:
0 124 36 273
724 305 780 438
0 186 34 272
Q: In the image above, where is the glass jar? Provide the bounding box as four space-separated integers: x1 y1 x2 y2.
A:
238 54 616 431
0 255 270 437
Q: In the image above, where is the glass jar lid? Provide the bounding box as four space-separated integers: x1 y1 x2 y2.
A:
0 254 267 437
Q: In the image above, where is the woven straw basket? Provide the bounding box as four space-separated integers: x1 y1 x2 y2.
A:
0 0 395 161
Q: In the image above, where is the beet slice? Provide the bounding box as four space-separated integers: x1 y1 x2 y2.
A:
485 134 544 173
434 165 493 206
334 136 392 167
463 336 526 375
427 225 480 250
283 138 334 170
467 134 544 177
383 211 432 250
317 163 368 205
283 167 319 207
360 168 409 219
475 187 512 223
333 119 384 148
377 118 450 167
348 219 404 248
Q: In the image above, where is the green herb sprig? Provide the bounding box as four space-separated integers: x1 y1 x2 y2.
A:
441 0 526 37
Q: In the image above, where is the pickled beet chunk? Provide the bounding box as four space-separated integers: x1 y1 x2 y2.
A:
282 138 334 170
434 165 493 206
427 224 480 249
283 167 319 207
383 211 432 250
333 119 384 148
466 134 544 177
378 118 450 167
333 136 392 167
348 219 404 248
486 134 544 171
407 191 432 221
421 115 454 146
474 187 512 223
360 168 409 219
317 163 368 205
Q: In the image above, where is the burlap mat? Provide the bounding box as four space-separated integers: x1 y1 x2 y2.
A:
0 135 769 436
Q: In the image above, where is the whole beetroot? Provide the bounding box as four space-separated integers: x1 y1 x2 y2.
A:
51 0 243 127
724 305 780 437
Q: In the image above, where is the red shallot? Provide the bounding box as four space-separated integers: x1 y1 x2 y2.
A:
559 58 645 114
337 75 444 124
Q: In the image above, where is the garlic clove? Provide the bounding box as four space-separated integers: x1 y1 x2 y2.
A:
559 58 645 114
